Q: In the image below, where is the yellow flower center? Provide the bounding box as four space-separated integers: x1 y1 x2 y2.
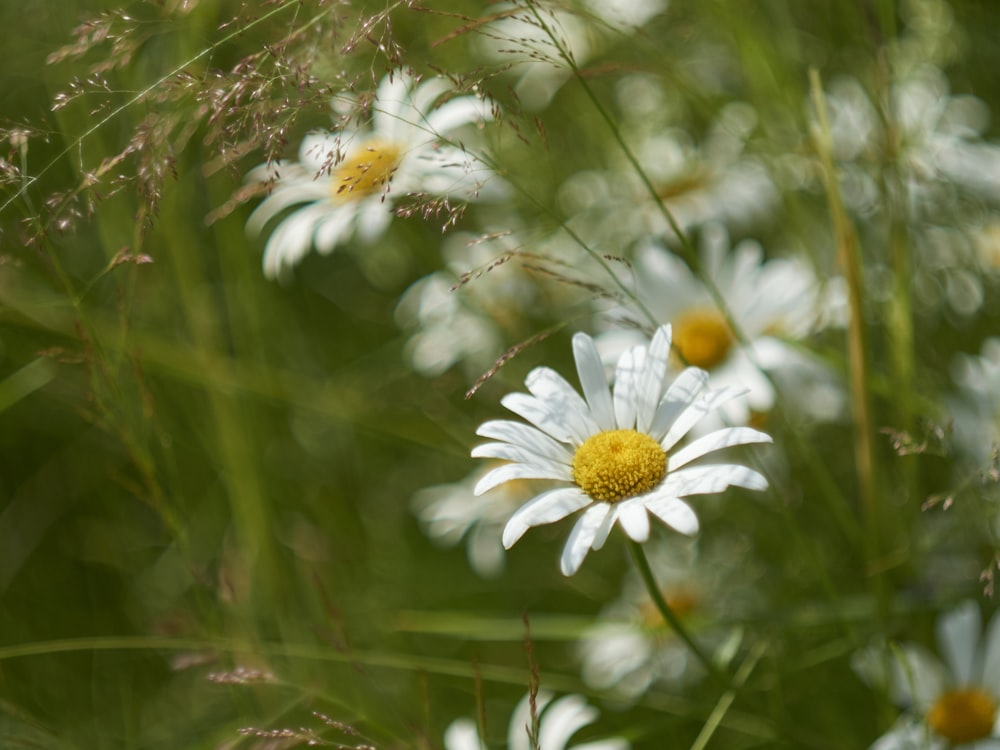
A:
656 169 709 201
572 429 667 503
331 140 402 202
639 589 700 631
672 308 733 371
926 687 998 745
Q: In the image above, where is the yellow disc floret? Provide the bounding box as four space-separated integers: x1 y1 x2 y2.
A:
572 429 667 503
332 140 402 201
672 308 733 371
927 687 998 745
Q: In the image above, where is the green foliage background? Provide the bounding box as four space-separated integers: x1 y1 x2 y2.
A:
3 1 1000 748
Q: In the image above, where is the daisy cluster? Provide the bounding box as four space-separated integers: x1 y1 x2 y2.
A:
231 0 1000 747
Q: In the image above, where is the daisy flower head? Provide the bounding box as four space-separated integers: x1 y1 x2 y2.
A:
444 689 629 750
855 601 1000 749
245 70 499 279
472 324 772 576
596 224 845 430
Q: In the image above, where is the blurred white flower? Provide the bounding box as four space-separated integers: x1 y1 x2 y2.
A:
412 466 536 578
444 690 629 750
823 67 1000 218
578 537 752 699
472 324 770 576
948 338 1000 467
395 231 536 377
560 103 777 246
475 0 666 110
245 70 498 278
596 224 845 429
854 601 1000 749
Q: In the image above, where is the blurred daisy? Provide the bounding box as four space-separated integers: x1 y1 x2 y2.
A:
395 231 536 378
947 338 1000 467
475 0 666 110
855 601 1000 749
596 224 844 429
560 103 777 246
246 70 498 278
411 466 535 578
444 689 629 750
823 67 1000 219
578 536 753 698
472 324 771 576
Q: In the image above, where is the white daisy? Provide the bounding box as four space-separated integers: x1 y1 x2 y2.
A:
472 323 771 576
444 690 629 750
596 224 844 429
245 70 498 278
857 601 1000 749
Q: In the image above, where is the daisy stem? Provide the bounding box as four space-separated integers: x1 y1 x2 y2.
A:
628 540 731 690
688 641 765 750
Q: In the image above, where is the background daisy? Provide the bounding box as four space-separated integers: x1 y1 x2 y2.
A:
444 690 629 750
245 70 499 278
595 224 845 429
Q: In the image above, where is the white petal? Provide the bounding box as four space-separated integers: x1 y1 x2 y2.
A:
644 496 700 535
425 96 493 135
616 498 651 542
444 719 486 750
649 367 708 440
635 325 672 433
660 464 769 496
661 385 748 451
314 206 357 254
612 346 643 429
509 692 552 750
502 488 591 548
501 392 579 444
524 367 600 440
560 504 610 575
889 643 948 708
937 600 980 685
667 427 773 471
474 462 570 496
476 419 572 463
537 694 599 750
591 504 618 550
246 177 330 236
470 441 566 473
981 609 1000 694
573 332 616 431
356 197 394 243
373 72 413 135
261 203 337 276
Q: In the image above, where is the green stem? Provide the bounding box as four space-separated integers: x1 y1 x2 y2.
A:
689 642 766 750
809 70 887 622
628 540 730 690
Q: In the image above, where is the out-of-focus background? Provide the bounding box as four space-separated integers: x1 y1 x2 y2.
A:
3 1 1000 748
